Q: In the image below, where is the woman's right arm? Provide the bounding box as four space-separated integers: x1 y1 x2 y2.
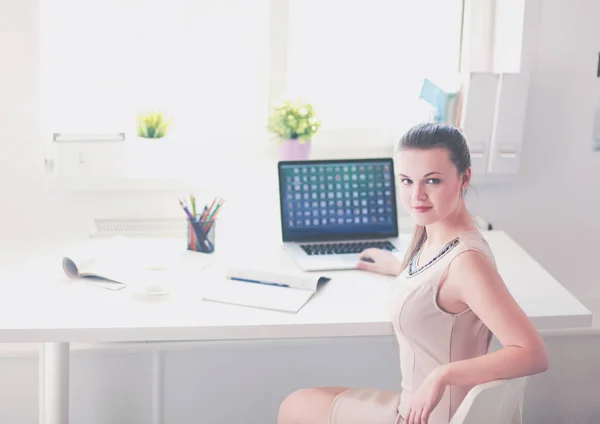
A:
356 248 403 276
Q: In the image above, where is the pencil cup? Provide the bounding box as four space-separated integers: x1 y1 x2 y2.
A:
187 219 216 254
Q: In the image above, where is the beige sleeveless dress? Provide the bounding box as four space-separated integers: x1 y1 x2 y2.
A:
329 230 517 424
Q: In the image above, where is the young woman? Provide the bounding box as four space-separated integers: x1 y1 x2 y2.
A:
277 123 549 424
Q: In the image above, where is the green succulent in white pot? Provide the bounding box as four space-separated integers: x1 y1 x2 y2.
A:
129 110 174 175
136 110 172 139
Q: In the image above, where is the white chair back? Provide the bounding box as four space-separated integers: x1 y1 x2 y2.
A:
449 377 529 424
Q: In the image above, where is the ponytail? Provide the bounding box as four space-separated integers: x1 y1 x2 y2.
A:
400 225 427 273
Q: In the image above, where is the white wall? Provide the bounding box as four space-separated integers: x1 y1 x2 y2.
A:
466 0 600 318
0 0 46 240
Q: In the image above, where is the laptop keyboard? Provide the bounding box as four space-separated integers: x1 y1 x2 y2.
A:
300 241 396 256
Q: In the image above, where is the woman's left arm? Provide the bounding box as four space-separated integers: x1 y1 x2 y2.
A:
437 251 549 388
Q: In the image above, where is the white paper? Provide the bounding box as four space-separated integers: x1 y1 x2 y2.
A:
202 278 315 313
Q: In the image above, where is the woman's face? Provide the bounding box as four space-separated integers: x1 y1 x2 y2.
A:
395 147 468 226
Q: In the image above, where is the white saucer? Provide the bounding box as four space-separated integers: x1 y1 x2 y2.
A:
143 285 169 295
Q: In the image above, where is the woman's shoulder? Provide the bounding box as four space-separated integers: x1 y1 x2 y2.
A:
454 229 496 268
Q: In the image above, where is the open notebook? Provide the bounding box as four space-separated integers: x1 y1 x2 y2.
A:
202 266 330 313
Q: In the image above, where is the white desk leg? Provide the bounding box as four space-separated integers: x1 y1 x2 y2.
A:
39 342 70 424
152 350 163 424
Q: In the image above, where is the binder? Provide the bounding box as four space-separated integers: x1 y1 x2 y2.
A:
488 72 530 173
459 72 500 178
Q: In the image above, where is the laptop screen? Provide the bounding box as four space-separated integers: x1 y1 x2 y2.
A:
278 158 399 242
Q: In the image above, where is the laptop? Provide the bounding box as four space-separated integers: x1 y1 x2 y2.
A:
278 158 402 271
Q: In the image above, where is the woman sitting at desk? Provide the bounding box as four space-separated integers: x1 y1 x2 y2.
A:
277 123 549 424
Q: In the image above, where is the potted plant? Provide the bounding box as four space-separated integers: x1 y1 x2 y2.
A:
136 110 172 140
268 99 321 160
128 110 173 175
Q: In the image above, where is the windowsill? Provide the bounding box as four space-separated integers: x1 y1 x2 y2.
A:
47 143 517 193
47 144 398 192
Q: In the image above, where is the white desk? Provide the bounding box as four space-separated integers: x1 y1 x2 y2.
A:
0 231 592 424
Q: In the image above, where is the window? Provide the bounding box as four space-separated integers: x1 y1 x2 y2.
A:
40 0 464 178
459 0 526 73
40 0 271 150
285 0 464 147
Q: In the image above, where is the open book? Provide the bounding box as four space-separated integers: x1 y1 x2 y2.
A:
63 256 129 290
62 237 138 290
202 266 330 313
62 237 213 292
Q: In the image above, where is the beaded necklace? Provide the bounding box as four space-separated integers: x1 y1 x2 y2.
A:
407 236 460 278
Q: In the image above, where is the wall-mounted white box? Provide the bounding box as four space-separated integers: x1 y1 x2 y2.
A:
53 133 126 180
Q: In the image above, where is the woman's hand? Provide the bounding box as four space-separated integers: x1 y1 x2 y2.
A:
356 248 403 276
406 368 446 424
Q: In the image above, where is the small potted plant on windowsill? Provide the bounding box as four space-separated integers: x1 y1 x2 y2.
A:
127 110 173 175
268 99 321 160
136 110 172 141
